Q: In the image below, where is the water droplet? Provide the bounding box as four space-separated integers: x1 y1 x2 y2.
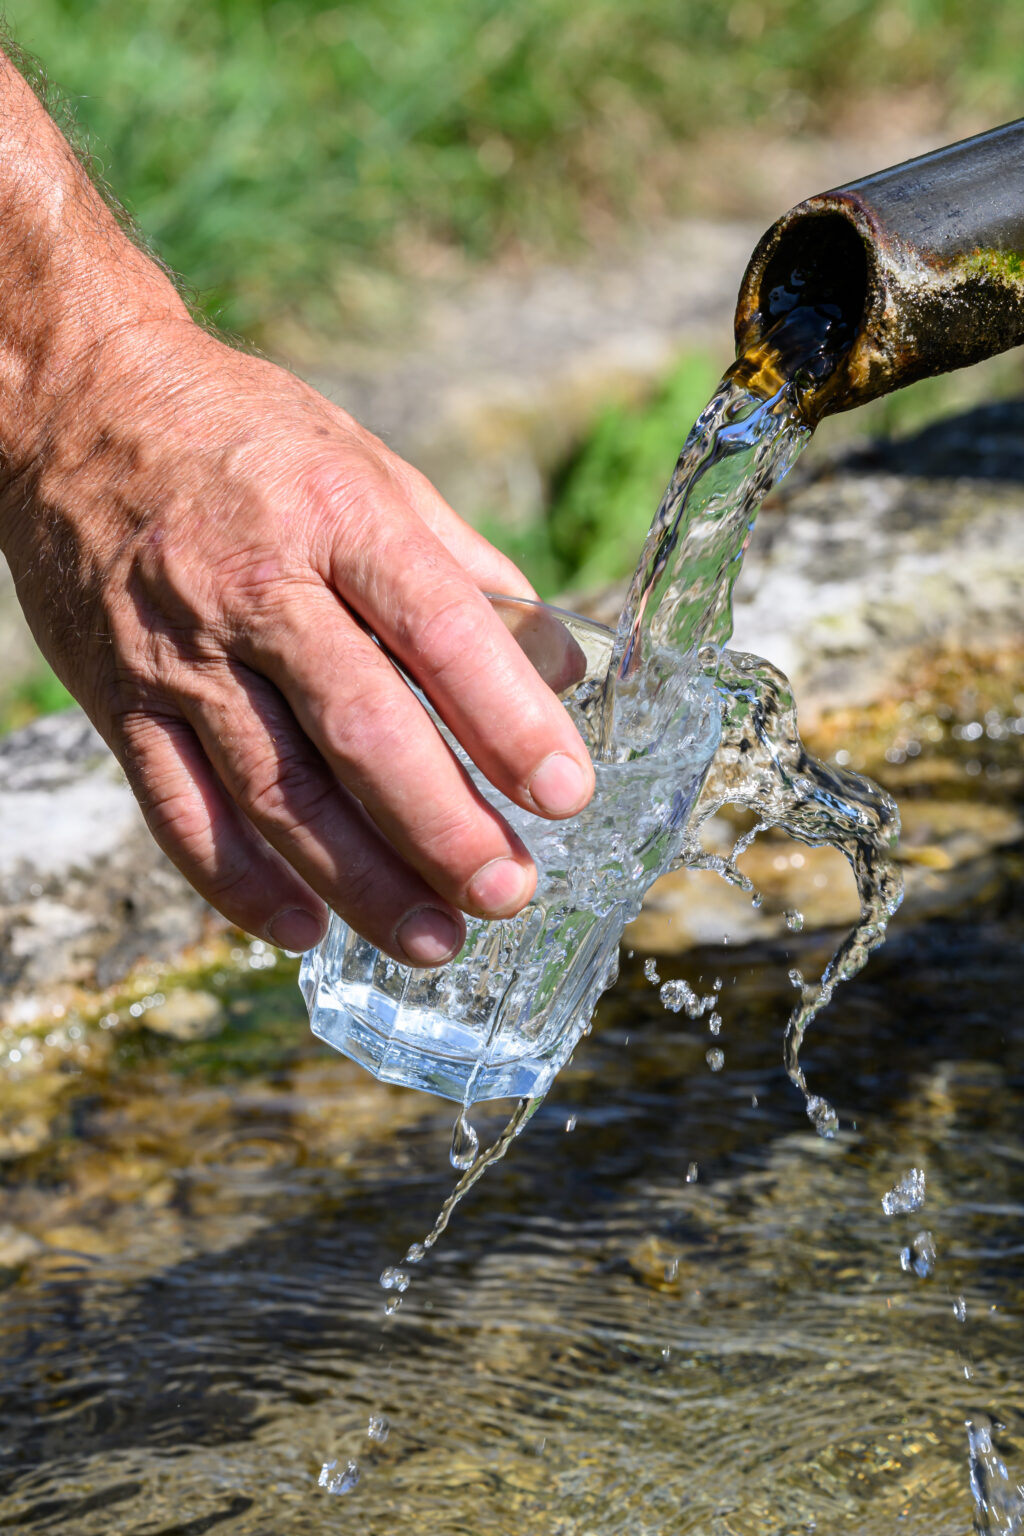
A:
404 1242 426 1266
905 1230 937 1278
785 908 804 931
750 1094 759 1108
806 1095 838 1138
686 1161 699 1183
751 891 763 909
450 1111 479 1171
881 1167 925 1215
367 1413 390 1443
953 1295 967 1323
384 1294 403 1315
380 1266 410 1292
643 958 660 984
659 978 710 1017
708 1011 722 1035
565 1114 577 1133
664 1257 680 1282
661 1346 671 1360
706 1047 725 1072
713 976 724 991
318 1459 359 1495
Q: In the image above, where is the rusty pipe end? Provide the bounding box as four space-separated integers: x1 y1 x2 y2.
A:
735 184 1024 418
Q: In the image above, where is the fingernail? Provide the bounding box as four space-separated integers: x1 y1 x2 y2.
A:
267 908 327 951
396 907 464 966
467 856 531 916
528 752 591 817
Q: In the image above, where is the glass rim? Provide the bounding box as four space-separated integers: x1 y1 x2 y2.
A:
484 591 615 641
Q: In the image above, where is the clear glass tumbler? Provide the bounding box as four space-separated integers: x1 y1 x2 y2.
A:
300 596 720 1104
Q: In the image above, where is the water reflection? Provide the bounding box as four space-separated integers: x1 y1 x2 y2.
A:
0 872 1022 1533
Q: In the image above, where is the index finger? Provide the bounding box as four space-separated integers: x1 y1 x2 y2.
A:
326 488 596 820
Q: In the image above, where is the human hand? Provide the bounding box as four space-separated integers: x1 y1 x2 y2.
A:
0 315 595 963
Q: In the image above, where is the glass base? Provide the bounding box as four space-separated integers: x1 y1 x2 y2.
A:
301 965 592 1103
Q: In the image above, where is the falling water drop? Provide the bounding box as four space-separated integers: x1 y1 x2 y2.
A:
450 1111 480 1171
380 1267 410 1293
686 1161 699 1183
318 1460 360 1495
644 957 660 984
805 1095 838 1138
367 1413 391 1443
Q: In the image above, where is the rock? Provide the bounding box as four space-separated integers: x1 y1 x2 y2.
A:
0 711 222 1026
0 1223 43 1267
142 988 225 1042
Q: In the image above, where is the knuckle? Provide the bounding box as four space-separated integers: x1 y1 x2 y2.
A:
236 745 337 834
334 851 382 921
410 590 491 682
318 686 411 774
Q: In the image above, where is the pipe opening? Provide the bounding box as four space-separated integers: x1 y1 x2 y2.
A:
735 212 870 411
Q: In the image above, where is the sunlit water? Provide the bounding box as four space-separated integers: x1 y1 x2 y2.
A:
0 892 1022 1533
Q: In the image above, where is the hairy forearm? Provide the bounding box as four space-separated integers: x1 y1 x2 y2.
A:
0 48 188 509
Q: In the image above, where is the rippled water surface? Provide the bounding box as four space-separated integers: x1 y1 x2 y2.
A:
1 865 1023 1534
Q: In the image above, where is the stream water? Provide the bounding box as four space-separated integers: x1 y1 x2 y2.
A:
0 882 1022 1533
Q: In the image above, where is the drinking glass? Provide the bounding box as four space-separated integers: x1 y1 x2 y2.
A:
300 596 720 1104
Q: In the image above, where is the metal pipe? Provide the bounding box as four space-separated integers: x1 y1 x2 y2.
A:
733 119 1024 417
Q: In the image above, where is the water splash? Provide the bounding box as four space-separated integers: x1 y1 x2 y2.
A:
882 1167 926 1216
674 648 903 1135
900 1231 937 1278
318 1459 359 1496
968 1416 1024 1535
367 1413 390 1444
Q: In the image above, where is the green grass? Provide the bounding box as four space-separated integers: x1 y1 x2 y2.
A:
478 351 721 598
5 0 1024 339
0 665 74 735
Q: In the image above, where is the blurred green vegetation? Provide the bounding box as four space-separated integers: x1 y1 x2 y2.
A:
0 667 74 735
478 351 722 596
5 0 1024 338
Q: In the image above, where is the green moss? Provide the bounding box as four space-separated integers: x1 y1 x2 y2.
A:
962 246 1024 284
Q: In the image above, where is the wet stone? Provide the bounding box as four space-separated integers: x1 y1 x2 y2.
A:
0 1223 43 1267
142 988 225 1042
